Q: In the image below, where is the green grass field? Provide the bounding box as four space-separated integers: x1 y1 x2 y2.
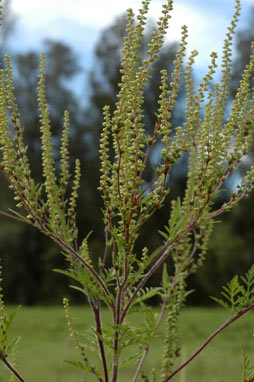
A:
0 306 253 381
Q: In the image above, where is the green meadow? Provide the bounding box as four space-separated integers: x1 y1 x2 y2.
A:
0 306 253 382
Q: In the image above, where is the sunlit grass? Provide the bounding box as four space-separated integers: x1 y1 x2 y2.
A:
0 306 253 381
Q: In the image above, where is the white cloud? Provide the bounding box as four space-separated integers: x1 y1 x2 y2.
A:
11 0 223 31
10 0 249 70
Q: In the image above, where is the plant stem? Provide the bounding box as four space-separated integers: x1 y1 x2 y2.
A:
132 345 149 382
121 217 198 323
90 300 109 382
112 287 122 382
0 210 31 225
0 352 25 382
132 274 180 381
54 237 114 309
164 304 254 381
100 226 110 274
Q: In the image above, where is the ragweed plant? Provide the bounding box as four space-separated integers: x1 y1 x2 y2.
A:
0 0 253 381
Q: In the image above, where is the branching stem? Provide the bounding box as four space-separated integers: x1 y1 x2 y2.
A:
164 304 254 381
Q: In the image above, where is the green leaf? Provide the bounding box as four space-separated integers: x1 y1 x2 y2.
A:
29 183 43 203
69 285 89 297
5 336 21 356
210 267 254 314
5 305 21 333
133 287 161 306
240 348 254 381
159 197 192 241
158 229 169 241
148 245 165 264
101 267 116 286
64 360 93 373
49 205 70 240
162 263 169 291
54 268 75 279
0 306 21 354
241 265 254 299
8 209 31 224
210 296 229 309
91 327 114 349
119 354 139 369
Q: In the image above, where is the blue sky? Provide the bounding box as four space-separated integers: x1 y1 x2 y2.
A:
8 0 252 188
7 0 253 98
9 0 253 64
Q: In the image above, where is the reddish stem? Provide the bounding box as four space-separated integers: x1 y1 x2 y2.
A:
164 304 254 381
121 214 198 322
112 283 124 382
90 299 109 382
0 352 25 382
100 226 110 274
132 345 149 382
54 237 114 309
0 210 32 225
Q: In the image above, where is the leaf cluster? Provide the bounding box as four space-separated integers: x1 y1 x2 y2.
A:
240 349 254 382
211 265 254 315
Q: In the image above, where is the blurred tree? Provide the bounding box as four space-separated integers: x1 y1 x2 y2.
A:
15 39 81 149
0 40 91 304
0 0 18 53
188 11 254 304
189 193 254 305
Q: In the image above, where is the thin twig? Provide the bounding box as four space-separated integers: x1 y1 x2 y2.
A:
121 215 197 323
0 352 25 382
52 236 114 309
0 210 32 225
132 346 149 382
100 226 110 274
131 272 181 381
164 304 254 381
